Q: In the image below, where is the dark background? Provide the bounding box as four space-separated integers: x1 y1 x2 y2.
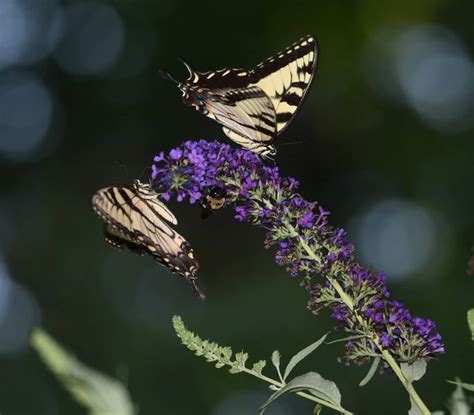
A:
1 0 473 414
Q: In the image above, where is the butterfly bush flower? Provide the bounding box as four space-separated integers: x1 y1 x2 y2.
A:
150 140 444 367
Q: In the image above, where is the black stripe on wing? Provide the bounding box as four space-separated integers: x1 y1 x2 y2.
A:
251 35 317 81
251 35 318 135
204 86 277 145
104 225 147 255
280 92 303 106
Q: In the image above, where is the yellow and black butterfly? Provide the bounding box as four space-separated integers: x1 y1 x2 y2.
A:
160 35 318 158
92 180 205 300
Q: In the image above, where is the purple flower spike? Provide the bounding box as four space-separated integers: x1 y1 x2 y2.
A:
150 140 444 366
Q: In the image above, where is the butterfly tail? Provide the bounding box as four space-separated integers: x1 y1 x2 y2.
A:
190 279 207 301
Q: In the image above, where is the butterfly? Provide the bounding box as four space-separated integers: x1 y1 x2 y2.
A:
92 180 205 300
160 35 318 158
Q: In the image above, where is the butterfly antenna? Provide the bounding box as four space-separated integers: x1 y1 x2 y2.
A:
275 140 304 148
139 166 152 183
159 68 180 84
178 57 195 77
114 160 128 177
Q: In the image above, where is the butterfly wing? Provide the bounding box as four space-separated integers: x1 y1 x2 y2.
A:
103 224 148 255
173 35 317 154
250 35 317 135
202 86 277 148
92 185 204 298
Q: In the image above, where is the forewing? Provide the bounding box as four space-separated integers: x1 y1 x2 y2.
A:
251 35 317 134
123 193 198 279
203 86 276 145
92 186 198 279
92 186 136 241
142 194 177 225
188 67 250 89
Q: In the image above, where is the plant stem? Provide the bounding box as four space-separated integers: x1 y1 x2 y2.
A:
379 349 431 415
241 368 353 414
290 226 431 415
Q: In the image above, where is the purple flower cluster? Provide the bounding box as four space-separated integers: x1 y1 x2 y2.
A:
151 140 444 365
307 264 444 364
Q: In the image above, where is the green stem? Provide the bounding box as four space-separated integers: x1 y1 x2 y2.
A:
287 224 431 415
379 349 430 415
241 368 353 414
173 316 353 415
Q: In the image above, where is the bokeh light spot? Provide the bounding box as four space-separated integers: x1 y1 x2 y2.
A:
0 0 61 70
352 199 438 280
395 25 474 133
0 258 41 355
0 0 28 69
0 71 54 162
52 1 125 76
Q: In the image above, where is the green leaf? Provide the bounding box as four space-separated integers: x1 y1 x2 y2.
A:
448 380 474 392
259 372 342 414
252 360 267 376
430 411 445 415
447 379 471 415
271 350 281 371
400 360 427 383
314 404 323 414
235 352 249 368
283 333 329 381
325 335 366 345
228 366 242 374
408 397 423 415
467 309 474 341
359 357 380 387
31 328 135 415
271 350 283 381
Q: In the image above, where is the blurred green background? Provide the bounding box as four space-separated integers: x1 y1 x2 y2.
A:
1 0 474 414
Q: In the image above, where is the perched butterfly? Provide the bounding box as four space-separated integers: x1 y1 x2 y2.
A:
199 186 227 219
160 35 318 158
92 180 205 300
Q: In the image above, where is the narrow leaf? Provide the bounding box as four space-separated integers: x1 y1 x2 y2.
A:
31 328 135 415
448 380 474 392
400 360 427 383
283 333 329 381
447 380 471 415
314 404 323 414
359 357 380 387
408 397 423 415
325 335 366 345
271 350 281 371
259 372 342 414
467 309 474 341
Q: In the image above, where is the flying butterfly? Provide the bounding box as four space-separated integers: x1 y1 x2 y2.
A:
92 180 205 300
160 35 318 158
